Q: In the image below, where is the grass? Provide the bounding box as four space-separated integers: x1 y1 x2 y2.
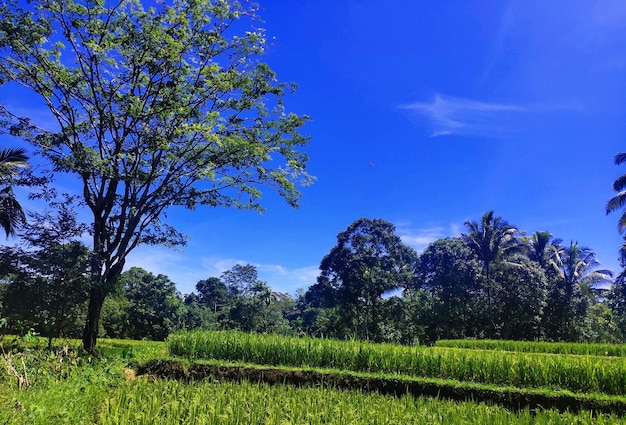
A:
168 330 626 395
435 339 626 356
0 336 166 424
101 378 626 425
0 344 126 424
2 332 626 423
139 357 626 415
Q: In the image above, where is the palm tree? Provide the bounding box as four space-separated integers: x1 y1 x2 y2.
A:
461 211 519 279
525 230 563 272
607 152 626 260
462 211 519 334
0 148 28 237
549 241 612 340
555 241 612 300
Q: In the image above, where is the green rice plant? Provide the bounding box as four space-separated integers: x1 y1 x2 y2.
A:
139 358 626 414
101 378 625 425
98 338 168 361
435 339 626 356
168 330 626 395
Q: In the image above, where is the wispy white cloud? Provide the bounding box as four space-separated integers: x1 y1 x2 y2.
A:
399 229 445 251
257 264 320 294
481 0 516 85
396 223 462 253
202 258 320 295
124 247 317 296
400 93 527 138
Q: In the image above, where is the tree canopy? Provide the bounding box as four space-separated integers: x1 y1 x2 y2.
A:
315 218 417 340
0 0 311 352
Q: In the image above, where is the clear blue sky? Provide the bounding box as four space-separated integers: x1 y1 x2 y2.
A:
4 0 626 295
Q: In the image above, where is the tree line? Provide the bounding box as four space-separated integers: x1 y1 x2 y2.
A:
301 215 618 344
2 212 626 345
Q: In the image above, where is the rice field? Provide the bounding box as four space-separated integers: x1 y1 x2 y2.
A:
167 330 626 395
435 339 626 357
101 378 625 425
5 333 626 423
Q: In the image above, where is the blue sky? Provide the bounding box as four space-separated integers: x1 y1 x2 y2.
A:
4 0 626 295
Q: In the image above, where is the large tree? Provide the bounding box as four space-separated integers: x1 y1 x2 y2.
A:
547 241 613 340
217 264 290 333
490 255 548 340
195 276 228 313
221 263 261 297
121 267 184 340
0 148 28 237
0 0 311 351
415 237 482 340
316 218 417 341
461 210 519 336
556 242 612 304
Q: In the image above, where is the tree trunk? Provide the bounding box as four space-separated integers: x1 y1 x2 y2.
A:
485 266 496 338
82 286 106 353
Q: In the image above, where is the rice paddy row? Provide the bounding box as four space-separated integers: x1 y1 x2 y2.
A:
167 330 626 395
101 378 626 425
435 339 626 357
137 358 626 415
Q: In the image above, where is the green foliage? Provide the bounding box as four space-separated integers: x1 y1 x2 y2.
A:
189 264 296 334
462 211 520 337
314 218 417 341
544 241 613 341
491 256 548 340
298 306 342 338
221 264 260 297
608 279 626 339
0 199 90 340
415 237 483 341
377 294 428 345
99 291 130 339
121 267 185 341
0 0 311 352
195 277 228 311
462 211 519 278
181 293 221 332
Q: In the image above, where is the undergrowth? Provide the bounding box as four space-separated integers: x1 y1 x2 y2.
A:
0 335 129 424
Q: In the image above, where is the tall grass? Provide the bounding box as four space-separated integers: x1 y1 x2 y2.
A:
168 330 626 395
0 344 125 425
101 378 624 425
435 339 626 356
